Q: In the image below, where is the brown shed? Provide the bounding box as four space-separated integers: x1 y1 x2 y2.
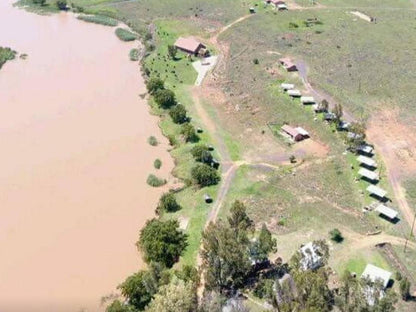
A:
279 57 297 71
174 37 206 55
281 125 303 141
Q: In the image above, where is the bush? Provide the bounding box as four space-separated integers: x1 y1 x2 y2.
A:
0 47 17 69
154 159 162 169
169 104 188 124
191 144 213 164
147 174 166 187
77 15 118 27
181 123 199 143
148 136 158 146
191 164 220 187
399 277 411 301
115 28 137 42
138 219 188 267
253 58 259 65
146 77 164 94
329 228 344 243
154 89 176 109
129 48 139 61
157 192 181 214
32 0 46 5
55 0 67 10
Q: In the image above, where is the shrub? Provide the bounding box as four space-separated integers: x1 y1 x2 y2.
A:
32 0 46 5
169 104 188 124
181 123 199 143
399 277 411 301
289 155 296 163
191 164 220 187
55 0 67 10
115 28 137 42
138 219 188 268
0 47 17 69
77 15 118 27
154 159 162 169
253 58 259 65
129 48 139 61
146 77 164 94
329 228 344 243
191 145 213 164
156 192 181 214
147 174 166 187
154 89 176 109
289 22 299 29
147 136 158 146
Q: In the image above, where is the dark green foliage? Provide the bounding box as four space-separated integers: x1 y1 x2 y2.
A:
129 48 139 61
180 123 199 142
115 28 137 42
175 264 200 285
138 219 188 268
191 163 220 187
252 58 259 65
169 104 188 124
0 47 17 69
201 221 251 292
32 0 46 5
146 77 164 94
167 45 177 59
253 277 274 299
228 200 253 234
251 224 277 262
191 144 213 164
77 15 118 27
106 300 135 312
147 136 158 146
146 174 166 187
399 277 411 301
153 158 162 169
329 228 344 243
154 89 176 109
55 0 67 10
156 192 181 214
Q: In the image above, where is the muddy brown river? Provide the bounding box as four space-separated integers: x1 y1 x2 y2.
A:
0 1 173 311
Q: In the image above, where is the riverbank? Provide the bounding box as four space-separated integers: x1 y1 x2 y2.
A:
0 1 174 311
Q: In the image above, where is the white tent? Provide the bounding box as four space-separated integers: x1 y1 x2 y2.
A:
287 89 301 97
358 168 379 181
375 204 398 220
367 185 387 198
281 83 294 90
300 96 315 104
357 155 377 167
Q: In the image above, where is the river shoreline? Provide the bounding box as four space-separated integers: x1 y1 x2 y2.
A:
0 2 174 311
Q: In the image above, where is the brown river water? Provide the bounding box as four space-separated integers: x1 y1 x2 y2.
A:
0 1 174 311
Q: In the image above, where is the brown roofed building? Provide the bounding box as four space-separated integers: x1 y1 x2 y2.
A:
174 37 206 55
281 125 303 141
279 57 297 71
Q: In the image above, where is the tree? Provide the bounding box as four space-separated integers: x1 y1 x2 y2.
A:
253 224 277 261
156 192 181 214
321 99 329 112
191 163 220 187
180 123 199 142
106 300 135 312
333 103 343 123
55 0 67 10
154 89 176 109
335 270 368 312
174 264 199 285
169 104 188 124
199 291 226 312
191 144 212 164
145 278 197 312
399 277 411 301
138 219 188 267
201 221 251 292
329 228 344 243
167 45 178 60
146 77 164 94
118 271 155 310
33 0 46 5
228 200 253 234
347 122 367 151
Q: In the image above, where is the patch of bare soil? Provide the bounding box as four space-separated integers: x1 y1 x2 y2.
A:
293 139 330 159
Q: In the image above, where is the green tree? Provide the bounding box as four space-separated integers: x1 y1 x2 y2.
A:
154 89 176 109
33 0 46 5
169 104 188 124
180 123 199 142
55 0 67 10
106 300 135 312
174 264 200 285
145 278 197 312
348 122 367 151
335 270 368 312
137 219 188 267
333 103 343 123
118 271 155 310
321 99 329 112
146 77 164 94
156 192 181 214
190 144 212 164
167 45 178 60
253 224 277 261
399 277 411 301
329 228 344 243
201 221 251 292
228 200 253 234
199 291 226 312
191 163 220 187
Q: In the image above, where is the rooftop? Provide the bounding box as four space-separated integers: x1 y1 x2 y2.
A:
367 185 387 198
375 204 398 220
174 37 204 53
358 168 379 181
357 155 377 167
361 264 392 288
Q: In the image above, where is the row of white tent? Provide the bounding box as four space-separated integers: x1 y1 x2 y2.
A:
281 82 399 221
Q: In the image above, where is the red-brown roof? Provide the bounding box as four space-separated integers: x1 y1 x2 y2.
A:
279 57 296 69
174 37 204 53
281 125 300 138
